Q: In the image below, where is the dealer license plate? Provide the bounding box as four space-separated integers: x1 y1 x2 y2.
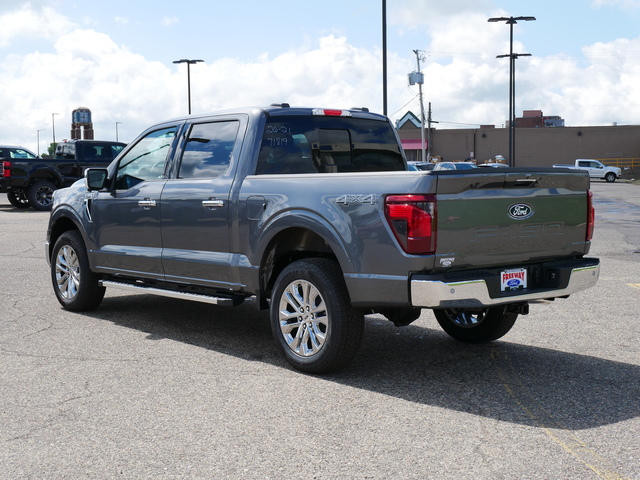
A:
500 268 527 291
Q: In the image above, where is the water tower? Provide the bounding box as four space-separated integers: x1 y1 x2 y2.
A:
70 107 94 140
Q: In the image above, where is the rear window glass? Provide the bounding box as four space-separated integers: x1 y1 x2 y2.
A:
79 143 122 161
256 116 405 174
9 149 37 159
55 142 125 160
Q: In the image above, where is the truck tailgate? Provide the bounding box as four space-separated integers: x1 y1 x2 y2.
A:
433 169 591 271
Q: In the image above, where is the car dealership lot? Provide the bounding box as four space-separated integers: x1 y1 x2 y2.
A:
0 182 638 479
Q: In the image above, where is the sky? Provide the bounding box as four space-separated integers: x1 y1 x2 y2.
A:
1 0 640 153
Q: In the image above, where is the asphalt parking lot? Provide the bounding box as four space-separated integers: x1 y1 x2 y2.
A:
0 181 638 480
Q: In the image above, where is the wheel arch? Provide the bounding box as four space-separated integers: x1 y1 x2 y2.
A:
255 212 358 308
47 213 84 263
28 167 64 188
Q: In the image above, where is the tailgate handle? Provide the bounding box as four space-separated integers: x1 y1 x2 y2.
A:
514 178 539 186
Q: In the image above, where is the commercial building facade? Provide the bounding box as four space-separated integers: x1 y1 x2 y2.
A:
397 112 640 169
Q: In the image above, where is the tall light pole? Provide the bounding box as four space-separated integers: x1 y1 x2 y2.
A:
488 16 535 167
173 59 204 115
382 0 387 116
36 129 45 157
115 122 122 142
51 113 59 155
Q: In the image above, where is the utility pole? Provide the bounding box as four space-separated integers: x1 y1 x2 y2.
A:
410 50 427 163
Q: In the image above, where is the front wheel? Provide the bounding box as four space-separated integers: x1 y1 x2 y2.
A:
7 188 30 209
51 230 105 311
270 258 364 374
605 172 616 183
28 180 56 211
434 307 518 343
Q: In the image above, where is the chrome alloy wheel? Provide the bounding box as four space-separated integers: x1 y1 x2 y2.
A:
447 310 487 328
277 279 329 357
55 244 81 300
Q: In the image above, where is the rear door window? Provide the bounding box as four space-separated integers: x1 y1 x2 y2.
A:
177 121 240 179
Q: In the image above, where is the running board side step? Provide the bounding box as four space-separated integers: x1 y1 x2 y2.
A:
100 280 239 306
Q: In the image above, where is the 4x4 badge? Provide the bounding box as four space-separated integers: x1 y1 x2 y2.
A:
508 203 534 220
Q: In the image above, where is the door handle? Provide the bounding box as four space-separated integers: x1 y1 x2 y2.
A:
203 199 224 208
138 199 157 208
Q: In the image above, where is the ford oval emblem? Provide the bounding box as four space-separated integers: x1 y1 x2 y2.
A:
508 203 534 220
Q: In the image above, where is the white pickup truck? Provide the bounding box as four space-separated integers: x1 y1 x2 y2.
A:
553 159 621 183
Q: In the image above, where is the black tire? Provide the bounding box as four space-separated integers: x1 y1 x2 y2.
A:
270 258 364 374
605 172 616 183
27 180 56 211
7 188 30 209
434 307 518 343
51 230 105 311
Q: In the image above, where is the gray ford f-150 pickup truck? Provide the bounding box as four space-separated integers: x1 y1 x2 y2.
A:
46 105 600 373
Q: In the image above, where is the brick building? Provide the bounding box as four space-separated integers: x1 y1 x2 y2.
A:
396 110 640 168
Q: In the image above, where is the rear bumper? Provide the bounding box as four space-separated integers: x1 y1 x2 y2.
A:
411 258 600 309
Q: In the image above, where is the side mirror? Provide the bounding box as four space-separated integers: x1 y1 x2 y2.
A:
85 168 109 191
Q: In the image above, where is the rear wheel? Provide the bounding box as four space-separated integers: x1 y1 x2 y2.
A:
7 188 30 209
434 307 518 343
270 258 364 374
605 172 616 183
51 230 105 311
28 180 56 211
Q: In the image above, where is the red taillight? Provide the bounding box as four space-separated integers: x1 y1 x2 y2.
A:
1 160 11 178
385 194 437 255
586 190 595 241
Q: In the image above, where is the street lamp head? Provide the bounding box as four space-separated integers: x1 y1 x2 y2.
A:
488 16 536 24
497 53 532 59
173 59 204 65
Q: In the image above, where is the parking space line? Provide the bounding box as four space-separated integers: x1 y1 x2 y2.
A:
491 348 632 480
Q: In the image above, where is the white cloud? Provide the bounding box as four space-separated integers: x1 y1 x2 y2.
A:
391 0 494 28
1 1 640 151
160 15 179 27
0 4 75 47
